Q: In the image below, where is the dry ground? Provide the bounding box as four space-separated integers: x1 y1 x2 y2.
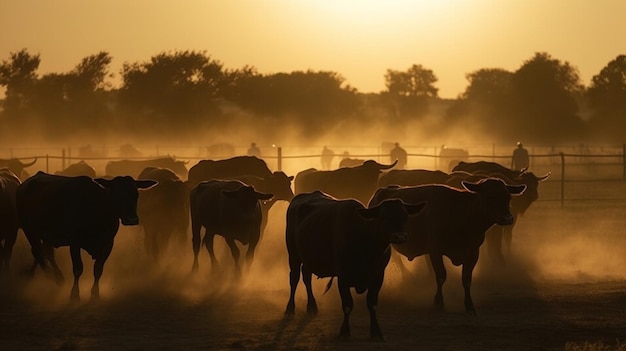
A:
1 199 626 351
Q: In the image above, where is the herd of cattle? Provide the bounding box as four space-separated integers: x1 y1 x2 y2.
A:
0 155 550 340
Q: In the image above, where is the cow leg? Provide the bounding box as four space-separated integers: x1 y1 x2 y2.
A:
285 257 301 315
1 230 17 270
244 234 259 274
191 218 202 272
502 223 514 259
91 244 113 300
44 244 64 285
430 254 447 311
69 245 83 302
462 248 480 315
301 265 318 314
203 232 220 273
338 278 353 338
486 226 505 265
367 271 386 341
225 238 241 279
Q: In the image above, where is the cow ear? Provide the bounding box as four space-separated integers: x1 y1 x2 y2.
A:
405 201 426 216
288 176 294 181
255 192 274 200
507 184 526 195
136 180 158 190
461 180 480 193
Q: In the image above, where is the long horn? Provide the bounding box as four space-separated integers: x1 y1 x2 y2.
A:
20 158 38 168
378 159 398 170
537 172 551 182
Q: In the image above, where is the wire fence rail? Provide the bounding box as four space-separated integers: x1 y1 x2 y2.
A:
3 144 626 207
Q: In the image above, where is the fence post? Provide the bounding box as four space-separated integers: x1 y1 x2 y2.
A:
560 152 565 208
62 149 66 170
277 147 282 171
623 144 625 180
46 154 49 173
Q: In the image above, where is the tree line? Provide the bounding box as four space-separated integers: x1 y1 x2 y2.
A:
1 49 625 144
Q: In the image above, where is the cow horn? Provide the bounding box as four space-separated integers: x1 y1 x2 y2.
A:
378 159 398 170
537 172 551 182
20 158 38 168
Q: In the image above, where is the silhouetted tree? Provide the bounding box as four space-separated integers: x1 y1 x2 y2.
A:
586 55 626 141
118 50 226 133
0 49 40 121
383 64 438 120
510 52 585 142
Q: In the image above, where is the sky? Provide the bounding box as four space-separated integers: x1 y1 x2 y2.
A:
1 0 625 99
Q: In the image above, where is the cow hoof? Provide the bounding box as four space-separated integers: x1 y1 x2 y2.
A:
370 333 386 342
284 307 295 315
306 304 318 314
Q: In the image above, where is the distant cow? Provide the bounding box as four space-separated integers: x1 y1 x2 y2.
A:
369 178 526 314
190 179 273 278
0 158 37 180
137 167 189 262
338 158 365 168
106 157 189 180
55 160 97 178
0 168 21 270
285 191 424 340
452 161 550 263
17 171 156 301
378 169 450 188
295 160 396 205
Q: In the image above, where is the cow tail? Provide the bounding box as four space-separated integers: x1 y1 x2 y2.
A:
323 277 334 295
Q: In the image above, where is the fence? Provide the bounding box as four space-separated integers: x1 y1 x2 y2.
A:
3 144 626 206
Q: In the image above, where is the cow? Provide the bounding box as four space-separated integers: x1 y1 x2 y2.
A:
187 156 294 234
285 191 425 340
137 167 189 262
105 157 189 180
338 158 365 168
0 168 21 270
378 169 450 188
369 178 526 314
295 160 397 205
452 161 550 263
190 179 273 278
188 156 274 187
16 171 157 301
55 160 97 178
0 158 37 180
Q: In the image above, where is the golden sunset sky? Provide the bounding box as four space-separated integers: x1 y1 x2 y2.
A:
1 0 625 98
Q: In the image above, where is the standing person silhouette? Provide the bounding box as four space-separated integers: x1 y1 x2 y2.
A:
320 146 335 170
511 142 529 171
247 142 261 158
389 142 408 169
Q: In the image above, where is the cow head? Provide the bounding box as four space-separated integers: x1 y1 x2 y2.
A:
221 185 274 218
95 176 158 225
267 172 295 201
462 178 526 226
357 198 426 244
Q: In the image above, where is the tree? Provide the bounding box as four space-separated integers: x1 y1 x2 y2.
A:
586 55 626 141
383 64 438 120
510 52 585 142
118 50 226 132
0 49 40 117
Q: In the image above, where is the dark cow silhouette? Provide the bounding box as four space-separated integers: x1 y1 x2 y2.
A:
55 160 97 178
188 156 273 187
187 156 294 235
378 169 450 188
338 158 365 168
137 167 189 262
452 161 550 263
106 157 189 180
369 178 526 314
190 179 273 278
0 158 37 180
0 168 21 270
295 160 397 205
17 171 157 301
285 191 424 340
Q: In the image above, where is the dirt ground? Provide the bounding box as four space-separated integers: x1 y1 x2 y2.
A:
1 200 626 351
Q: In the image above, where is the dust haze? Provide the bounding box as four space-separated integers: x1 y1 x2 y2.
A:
2 110 625 316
